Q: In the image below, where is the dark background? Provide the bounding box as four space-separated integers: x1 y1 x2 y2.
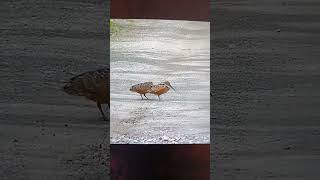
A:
111 0 210 21
212 0 320 179
0 0 109 179
111 145 210 180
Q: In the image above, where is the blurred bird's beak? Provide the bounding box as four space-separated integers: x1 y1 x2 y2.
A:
169 84 176 91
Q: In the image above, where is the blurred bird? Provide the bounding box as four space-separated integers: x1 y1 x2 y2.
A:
149 81 175 100
63 68 109 121
129 82 153 99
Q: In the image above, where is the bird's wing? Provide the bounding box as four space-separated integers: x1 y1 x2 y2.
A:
150 85 166 93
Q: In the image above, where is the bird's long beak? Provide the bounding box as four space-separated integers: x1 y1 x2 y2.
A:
169 84 176 91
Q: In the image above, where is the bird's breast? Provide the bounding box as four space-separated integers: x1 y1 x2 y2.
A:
151 85 169 95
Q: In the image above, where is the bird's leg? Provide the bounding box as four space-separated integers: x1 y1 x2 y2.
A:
106 103 110 111
158 95 160 101
140 94 143 100
97 102 107 121
144 94 149 99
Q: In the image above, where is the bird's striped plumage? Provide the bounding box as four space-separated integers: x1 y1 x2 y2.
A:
63 68 109 120
129 82 153 99
149 81 175 100
130 81 175 100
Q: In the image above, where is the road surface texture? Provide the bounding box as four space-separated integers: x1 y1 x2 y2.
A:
110 19 210 144
212 0 320 179
0 0 109 179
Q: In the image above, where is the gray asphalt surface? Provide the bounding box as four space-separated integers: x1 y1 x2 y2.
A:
110 19 210 144
212 0 320 179
0 1 109 179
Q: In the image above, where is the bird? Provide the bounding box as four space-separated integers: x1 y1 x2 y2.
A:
149 81 175 100
63 68 109 121
129 82 153 99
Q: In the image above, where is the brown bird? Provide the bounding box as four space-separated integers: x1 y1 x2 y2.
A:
149 81 175 100
129 82 153 99
63 68 109 121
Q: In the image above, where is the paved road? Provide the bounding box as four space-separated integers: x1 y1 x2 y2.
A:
0 1 109 179
212 0 320 179
110 19 210 144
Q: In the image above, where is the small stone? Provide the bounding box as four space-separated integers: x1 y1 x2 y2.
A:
284 146 292 150
228 44 236 48
162 136 169 141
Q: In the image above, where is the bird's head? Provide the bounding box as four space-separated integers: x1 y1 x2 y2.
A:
163 81 175 91
129 86 136 92
63 81 79 95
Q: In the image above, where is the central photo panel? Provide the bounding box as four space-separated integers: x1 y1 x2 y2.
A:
110 17 210 144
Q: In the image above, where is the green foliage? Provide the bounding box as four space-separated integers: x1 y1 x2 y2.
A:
110 19 120 35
